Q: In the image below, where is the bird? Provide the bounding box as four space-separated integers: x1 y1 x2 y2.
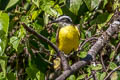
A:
51 15 80 54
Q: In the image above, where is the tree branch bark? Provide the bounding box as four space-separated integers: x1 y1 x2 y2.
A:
55 14 120 80
21 23 70 71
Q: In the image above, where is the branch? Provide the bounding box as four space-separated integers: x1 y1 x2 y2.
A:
85 75 93 80
104 65 120 80
78 37 98 51
100 52 107 72
21 23 70 71
106 42 120 72
91 70 97 80
22 23 58 53
56 13 120 80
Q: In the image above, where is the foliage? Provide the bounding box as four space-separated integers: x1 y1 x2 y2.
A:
0 0 120 80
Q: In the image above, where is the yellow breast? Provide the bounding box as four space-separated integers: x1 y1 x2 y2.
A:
58 25 80 54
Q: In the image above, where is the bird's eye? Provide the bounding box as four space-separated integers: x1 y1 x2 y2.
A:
61 18 71 23
66 18 72 23
56 15 72 23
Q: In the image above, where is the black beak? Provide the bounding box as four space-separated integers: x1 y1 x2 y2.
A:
48 19 60 25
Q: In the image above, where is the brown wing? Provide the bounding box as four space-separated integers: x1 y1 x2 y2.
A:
56 27 60 47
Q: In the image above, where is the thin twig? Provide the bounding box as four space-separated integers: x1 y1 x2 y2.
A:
115 42 120 54
111 42 120 61
100 52 107 72
92 70 97 80
22 23 58 53
106 42 120 72
85 75 93 80
104 65 120 80
78 37 98 51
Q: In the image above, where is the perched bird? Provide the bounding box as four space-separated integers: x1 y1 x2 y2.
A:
51 15 80 54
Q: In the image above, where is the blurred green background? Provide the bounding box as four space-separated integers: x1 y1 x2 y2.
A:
0 0 120 80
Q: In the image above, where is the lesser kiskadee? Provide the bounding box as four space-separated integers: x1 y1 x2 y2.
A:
51 15 80 54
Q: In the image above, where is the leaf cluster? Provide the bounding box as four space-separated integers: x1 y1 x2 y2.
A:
0 0 120 80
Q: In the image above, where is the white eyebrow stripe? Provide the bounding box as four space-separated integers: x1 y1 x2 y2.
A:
56 16 72 22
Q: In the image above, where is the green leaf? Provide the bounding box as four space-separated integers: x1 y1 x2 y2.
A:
77 74 86 80
97 13 113 29
53 4 63 16
67 75 76 80
0 56 8 60
110 72 118 80
41 1 62 16
51 32 56 44
80 31 86 39
96 72 101 80
5 0 19 10
66 0 83 15
31 10 41 20
110 51 115 60
83 0 101 11
36 71 45 80
86 31 92 37
44 12 49 25
26 67 39 79
26 57 46 80
117 71 120 80
32 0 40 8
7 72 16 80
36 71 41 80
100 72 106 80
26 52 47 80
10 36 20 51
0 12 9 55
10 25 25 51
18 25 26 39
78 51 87 58
109 62 117 70
32 19 44 33
91 64 102 70
96 12 110 24
0 72 6 80
103 0 108 8
0 57 7 78
90 13 113 29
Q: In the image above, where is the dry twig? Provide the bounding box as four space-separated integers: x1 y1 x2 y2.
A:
21 23 70 71
104 65 120 80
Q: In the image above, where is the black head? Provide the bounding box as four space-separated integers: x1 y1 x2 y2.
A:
56 15 72 23
50 15 72 24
